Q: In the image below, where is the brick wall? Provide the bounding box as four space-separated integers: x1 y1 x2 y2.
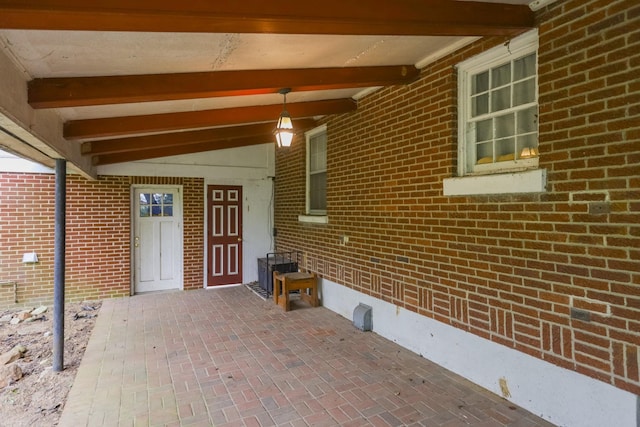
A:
181 178 205 291
0 174 204 307
275 0 640 394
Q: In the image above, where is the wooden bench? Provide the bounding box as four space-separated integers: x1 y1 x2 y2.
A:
272 271 319 312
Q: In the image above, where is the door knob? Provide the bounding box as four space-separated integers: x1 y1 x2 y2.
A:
134 236 140 247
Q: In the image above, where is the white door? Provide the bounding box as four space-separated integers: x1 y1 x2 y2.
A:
133 186 183 293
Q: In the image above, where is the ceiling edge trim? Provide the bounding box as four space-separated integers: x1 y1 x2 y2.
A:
529 0 560 12
415 36 479 69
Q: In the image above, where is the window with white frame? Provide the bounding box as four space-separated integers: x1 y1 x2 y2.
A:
458 30 539 177
306 125 327 216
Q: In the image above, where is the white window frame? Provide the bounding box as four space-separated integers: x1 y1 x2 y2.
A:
444 29 545 196
299 124 329 224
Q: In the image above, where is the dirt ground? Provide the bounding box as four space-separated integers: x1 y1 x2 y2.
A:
0 301 100 427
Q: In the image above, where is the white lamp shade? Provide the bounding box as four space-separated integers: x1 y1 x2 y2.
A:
276 130 294 148
274 113 294 147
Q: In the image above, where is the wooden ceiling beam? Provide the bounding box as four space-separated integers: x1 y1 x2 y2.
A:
82 119 317 156
29 66 419 109
92 135 279 166
65 99 356 140
0 1 534 36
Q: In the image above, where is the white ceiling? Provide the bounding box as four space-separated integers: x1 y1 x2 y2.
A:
0 0 536 175
0 0 532 123
0 31 471 121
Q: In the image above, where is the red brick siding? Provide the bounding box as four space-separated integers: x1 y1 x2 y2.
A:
1 173 57 306
0 174 204 306
66 175 130 301
275 0 640 394
182 178 205 290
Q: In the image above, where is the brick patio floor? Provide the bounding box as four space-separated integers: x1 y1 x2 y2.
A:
58 286 554 426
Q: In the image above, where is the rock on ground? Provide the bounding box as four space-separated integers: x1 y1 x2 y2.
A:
0 301 100 427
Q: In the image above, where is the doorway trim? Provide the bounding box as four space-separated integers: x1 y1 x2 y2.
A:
206 184 243 287
130 184 184 295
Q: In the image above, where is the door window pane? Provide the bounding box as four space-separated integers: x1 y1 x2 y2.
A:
139 192 174 217
139 193 150 217
162 193 174 217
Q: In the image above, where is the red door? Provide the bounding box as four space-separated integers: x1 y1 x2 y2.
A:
207 185 243 286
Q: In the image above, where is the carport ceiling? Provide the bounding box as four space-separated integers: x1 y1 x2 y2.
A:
0 1 534 167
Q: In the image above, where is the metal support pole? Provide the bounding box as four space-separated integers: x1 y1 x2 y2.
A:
53 159 66 372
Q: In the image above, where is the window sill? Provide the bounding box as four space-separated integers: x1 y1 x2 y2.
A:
298 215 329 224
443 168 547 196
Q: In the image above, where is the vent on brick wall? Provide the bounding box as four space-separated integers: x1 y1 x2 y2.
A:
353 303 372 332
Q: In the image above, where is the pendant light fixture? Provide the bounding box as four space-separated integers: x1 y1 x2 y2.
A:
274 88 294 148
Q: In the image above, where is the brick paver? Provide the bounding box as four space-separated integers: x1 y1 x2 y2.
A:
59 286 554 426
